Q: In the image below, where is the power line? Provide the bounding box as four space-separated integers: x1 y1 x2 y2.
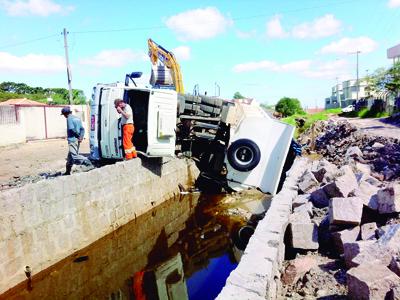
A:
0 0 363 48
0 34 58 50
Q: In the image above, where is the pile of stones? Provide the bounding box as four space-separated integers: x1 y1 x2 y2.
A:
283 157 400 299
301 120 400 181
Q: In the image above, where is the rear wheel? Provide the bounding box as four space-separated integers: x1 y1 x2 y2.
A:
227 139 261 172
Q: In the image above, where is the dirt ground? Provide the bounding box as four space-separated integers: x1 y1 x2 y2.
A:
335 116 400 139
0 138 90 190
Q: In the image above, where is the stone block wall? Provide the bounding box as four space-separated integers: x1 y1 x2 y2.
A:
0 157 198 294
217 158 307 300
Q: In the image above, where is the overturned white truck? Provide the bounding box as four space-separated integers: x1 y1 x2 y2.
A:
89 78 295 195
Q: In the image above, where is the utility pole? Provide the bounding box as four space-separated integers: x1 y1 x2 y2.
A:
62 28 73 105
349 51 361 102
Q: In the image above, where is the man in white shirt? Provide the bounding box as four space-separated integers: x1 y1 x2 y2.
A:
114 99 137 159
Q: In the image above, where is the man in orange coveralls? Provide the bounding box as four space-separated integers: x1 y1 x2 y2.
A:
114 99 137 159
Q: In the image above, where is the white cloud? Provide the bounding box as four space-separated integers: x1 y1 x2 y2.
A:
266 15 287 38
233 60 311 73
236 29 257 39
165 7 233 41
0 51 64 73
233 58 350 80
79 49 147 68
291 14 342 39
388 0 400 8
266 14 342 39
0 0 74 16
319 37 378 54
172 46 191 61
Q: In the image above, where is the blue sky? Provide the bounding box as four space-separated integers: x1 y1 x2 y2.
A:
0 0 399 107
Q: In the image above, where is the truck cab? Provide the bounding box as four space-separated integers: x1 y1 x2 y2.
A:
90 83 177 160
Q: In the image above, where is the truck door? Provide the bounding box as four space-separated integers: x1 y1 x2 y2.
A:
99 87 124 159
146 89 177 157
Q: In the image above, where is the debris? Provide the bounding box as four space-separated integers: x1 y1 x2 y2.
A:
343 240 375 269
377 184 400 214
310 188 330 208
332 226 360 254
298 169 319 193
347 263 400 300
329 197 363 225
323 165 358 198
281 256 318 285
360 222 378 240
292 194 310 209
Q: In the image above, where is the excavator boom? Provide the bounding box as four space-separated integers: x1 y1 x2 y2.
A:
148 38 184 94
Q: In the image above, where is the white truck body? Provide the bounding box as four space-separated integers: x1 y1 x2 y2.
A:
90 84 177 160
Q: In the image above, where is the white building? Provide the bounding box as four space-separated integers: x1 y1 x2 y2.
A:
325 79 368 109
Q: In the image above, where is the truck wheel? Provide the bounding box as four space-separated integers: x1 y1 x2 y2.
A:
227 139 261 172
184 94 201 103
200 96 223 107
200 104 221 114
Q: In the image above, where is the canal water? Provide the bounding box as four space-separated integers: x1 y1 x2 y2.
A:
2 191 269 300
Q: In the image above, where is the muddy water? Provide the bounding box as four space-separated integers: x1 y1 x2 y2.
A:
2 191 269 300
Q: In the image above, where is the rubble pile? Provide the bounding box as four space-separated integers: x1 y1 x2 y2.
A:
300 120 400 181
280 158 400 299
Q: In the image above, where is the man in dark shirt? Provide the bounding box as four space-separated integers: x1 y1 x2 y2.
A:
61 107 93 175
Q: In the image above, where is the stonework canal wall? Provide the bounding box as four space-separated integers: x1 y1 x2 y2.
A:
0 157 198 294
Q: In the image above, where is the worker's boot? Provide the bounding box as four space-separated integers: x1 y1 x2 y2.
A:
64 164 72 175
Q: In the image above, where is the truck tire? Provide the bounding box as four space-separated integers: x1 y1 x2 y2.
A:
185 103 201 111
227 139 261 172
200 104 221 115
184 94 201 104
200 96 223 107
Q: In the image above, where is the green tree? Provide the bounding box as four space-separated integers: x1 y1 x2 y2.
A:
233 91 245 99
275 97 304 117
365 61 400 96
0 82 87 104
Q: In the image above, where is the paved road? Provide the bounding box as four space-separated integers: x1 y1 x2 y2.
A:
335 116 400 139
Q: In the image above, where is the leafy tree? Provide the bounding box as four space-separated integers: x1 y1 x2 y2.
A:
0 81 87 104
233 91 245 99
365 61 400 96
275 97 304 117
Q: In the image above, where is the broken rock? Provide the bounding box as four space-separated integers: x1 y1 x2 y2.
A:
347 263 400 300
352 180 379 210
293 201 313 217
361 222 377 240
352 224 400 268
332 226 360 254
289 223 319 250
311 159 338 183
323 165 358 198
298 169 319 193
292 194 310 209
329 197 363 225
343 240 375 269
281 256 318 285
310 188 330 208
346 146 363 159
389 256 400 277
377 184 400 214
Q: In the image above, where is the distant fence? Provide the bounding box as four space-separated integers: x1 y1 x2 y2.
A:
0 106 18 125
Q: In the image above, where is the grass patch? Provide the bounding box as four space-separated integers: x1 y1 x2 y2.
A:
281 108 342 138
342 108 389 119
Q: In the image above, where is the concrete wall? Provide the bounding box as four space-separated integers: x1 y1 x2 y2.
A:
0 157 199 294
0 105 89 146
0 123 26 147
217 158 307 300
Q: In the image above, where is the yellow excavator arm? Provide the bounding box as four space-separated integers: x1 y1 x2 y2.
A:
148 38 184 94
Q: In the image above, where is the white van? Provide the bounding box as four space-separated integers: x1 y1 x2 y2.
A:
90 83 177 160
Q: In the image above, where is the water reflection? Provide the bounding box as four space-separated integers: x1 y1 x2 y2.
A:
2 190 269 300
